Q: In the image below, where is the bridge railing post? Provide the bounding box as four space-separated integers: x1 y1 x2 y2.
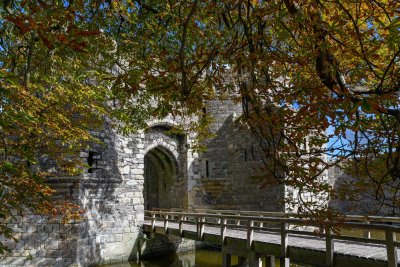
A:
319 226 325 235
164 214 169 234
197 216 205 240
237 213 241 226
179 215 184 236
280 222 290 267
196 216 199 239
247 219 254 249
221 217 227 245
325 229 334 266
385 229 398 267
151 213 156 232
363 221 371 239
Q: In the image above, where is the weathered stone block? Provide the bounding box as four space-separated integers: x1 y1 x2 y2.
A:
35 258 55 267
44 240 59 250
46 249 62 258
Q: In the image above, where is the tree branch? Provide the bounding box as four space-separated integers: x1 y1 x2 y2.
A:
179 0 198 98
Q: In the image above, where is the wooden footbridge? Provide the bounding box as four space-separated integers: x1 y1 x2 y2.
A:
143 209 400 267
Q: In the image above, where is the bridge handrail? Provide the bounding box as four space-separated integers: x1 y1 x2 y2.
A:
144 209 400 267
149 208 400 223
145 210 400 231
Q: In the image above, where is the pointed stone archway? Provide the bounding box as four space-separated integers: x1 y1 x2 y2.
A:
144 146 179 210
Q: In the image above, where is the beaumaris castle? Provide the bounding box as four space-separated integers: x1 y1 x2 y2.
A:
0 95 295 266
0 95 397 267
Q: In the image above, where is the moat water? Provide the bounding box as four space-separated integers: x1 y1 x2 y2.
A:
102 248 311 267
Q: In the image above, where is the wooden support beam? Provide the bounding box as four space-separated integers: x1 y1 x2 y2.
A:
222 253 231 267
265 256 275 267
247 219 254 249
363 221 371 239
164 214 169 234
151 214 156 232
196 216 199 239
179 215 184 237
197 216 205 240
385 229 398 267
280 222 290 267
325 230 334 266
221 218 227 245
237 256 246 266
248 253 262 267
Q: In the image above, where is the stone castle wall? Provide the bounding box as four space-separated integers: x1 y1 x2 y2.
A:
1 99 286 266
189 99 285 212
328 165 400 215
0 117 190 266
0 192 82 267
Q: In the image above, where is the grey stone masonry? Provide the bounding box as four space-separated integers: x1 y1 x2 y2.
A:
0 115 191 266
189 99 285 212
0 97 297 266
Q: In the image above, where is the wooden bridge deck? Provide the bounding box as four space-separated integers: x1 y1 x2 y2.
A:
143 210 400 267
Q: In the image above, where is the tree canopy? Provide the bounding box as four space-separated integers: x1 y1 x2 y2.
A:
1 0 399 252
102 0 400 217
0 0 113 253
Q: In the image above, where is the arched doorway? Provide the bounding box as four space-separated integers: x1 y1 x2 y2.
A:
144 146 178 210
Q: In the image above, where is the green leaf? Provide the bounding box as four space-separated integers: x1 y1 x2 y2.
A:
361 99 372 113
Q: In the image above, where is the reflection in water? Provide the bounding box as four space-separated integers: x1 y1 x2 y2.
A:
101 248 312 267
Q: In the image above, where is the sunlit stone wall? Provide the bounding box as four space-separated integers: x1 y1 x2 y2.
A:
189 99 286 212
0 98 290 266
0 117 190 266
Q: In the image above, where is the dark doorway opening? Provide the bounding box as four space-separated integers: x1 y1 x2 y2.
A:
144 146 178 210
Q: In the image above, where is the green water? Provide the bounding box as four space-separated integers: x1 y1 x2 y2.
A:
101 248 311 267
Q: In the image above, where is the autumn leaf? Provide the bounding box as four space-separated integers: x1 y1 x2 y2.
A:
74 30 102 36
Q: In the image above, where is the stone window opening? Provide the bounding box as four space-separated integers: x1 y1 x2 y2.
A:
87 151 96 173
